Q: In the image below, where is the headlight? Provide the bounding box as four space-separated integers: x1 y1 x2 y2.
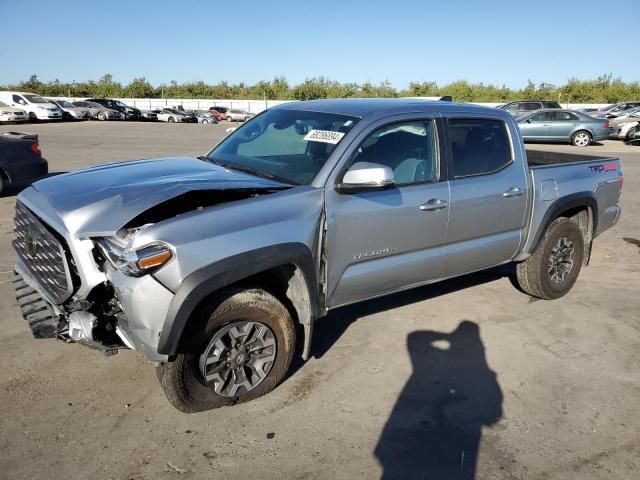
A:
97 239 173 276
0 111 11 115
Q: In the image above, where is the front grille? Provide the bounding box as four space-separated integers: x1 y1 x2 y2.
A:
13 202 74 304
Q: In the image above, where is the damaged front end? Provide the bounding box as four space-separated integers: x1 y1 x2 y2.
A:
12 176 288 361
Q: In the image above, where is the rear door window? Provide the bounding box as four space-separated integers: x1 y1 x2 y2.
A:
448 118 512 178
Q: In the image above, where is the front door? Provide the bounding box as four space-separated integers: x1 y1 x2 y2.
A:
325 118 449 307
520 111 554 140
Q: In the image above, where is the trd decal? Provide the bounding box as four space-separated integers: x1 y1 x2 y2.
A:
589 163 617 173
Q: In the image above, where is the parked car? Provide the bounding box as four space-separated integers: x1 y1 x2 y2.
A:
139 110 158 121
629 128 640 145
85 98 142 120
151 108 197 123
517 109 609 146
608 107 640 141
587 102 640 119
11 99 623 412
226 109 255 122
47 99 92 121
497 100 562 116
194 111 219 124
0 91 62 121
0 132 48 195
207 107 228 121
72 101 123 120
0 101 28 123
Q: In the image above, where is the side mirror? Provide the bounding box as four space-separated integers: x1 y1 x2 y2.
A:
337 162 395 193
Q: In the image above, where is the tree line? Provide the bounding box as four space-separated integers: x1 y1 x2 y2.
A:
2 74 639 103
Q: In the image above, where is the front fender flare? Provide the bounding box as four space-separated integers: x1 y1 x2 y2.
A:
157 243 320 355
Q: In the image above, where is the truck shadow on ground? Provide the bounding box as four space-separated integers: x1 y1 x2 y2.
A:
306 274 506 479
310 269 510 360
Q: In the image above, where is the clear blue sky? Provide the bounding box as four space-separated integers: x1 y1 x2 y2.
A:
1 0 637 89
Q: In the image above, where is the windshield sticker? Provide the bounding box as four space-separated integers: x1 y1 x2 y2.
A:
304 129 345 144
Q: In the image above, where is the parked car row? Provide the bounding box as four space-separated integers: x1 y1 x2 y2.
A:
497 99 640 147
0 91 256 125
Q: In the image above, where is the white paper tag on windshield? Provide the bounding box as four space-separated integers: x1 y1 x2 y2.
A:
304 129 345 144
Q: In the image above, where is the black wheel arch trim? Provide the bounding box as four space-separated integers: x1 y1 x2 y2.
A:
157 242 321 355
529 192 598 253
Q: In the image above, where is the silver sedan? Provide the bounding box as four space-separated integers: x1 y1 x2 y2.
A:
517 109 609 147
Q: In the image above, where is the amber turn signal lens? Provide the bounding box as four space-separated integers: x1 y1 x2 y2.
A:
137 250 172 270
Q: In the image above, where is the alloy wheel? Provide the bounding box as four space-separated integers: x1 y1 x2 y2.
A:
547 237 575 283
199 321 277 397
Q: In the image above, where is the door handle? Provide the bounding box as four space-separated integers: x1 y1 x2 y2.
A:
419 199 448 211
503 187 523 198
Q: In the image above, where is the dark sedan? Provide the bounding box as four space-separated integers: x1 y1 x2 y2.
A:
85 98 142 120
517 109 609 147
0 132 48 195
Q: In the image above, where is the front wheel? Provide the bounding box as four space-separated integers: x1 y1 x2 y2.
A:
572 130 591 147
97 112 106 121
168 116 175 123
156 288 296 412
515 217 584 300
626 126 637 141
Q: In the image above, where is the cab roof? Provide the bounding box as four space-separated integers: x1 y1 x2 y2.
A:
273 98 498 118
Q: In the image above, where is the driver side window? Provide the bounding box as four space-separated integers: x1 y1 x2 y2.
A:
349 120 438 186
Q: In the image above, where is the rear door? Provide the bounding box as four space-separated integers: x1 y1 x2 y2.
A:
325 117 450 307
444 116 528 275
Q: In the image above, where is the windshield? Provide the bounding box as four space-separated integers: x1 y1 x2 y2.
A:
23 94 50 104
208 108 358 185
58 100 74 108
115 101 129 108
87 102 104 109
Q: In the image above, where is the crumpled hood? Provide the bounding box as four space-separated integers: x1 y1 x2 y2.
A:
26 156 287 237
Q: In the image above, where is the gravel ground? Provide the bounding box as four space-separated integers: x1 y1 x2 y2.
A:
0 121 639 480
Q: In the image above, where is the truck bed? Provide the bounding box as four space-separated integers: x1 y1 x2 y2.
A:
526 149 614 168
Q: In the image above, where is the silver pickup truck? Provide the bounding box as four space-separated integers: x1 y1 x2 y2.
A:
12 99 623 412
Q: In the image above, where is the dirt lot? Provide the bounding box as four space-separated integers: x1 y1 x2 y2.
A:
1 121 639 480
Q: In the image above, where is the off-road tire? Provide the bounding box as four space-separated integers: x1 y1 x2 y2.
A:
156 288 296 413
516 217 584 300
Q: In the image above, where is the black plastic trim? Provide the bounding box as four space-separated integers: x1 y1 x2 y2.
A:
157 243 320 355
529 192 598 253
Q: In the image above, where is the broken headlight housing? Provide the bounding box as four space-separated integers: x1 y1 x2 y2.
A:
96 238 173 276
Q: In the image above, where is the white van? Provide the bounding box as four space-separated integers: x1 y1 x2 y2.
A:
0 91 62 121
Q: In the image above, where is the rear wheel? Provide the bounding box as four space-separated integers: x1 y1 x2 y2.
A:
97 112 106 121
626 126 637 141
572 130 591 147
168 116 175 123
0 173 6 196
515 217 584 299
156 288 296 412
